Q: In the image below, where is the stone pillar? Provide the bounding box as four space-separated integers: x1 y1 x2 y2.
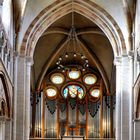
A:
0 116 6 140
12 52 18 140
128 54 134 140
0 121 2 139
5 120 12 140
114 55 133 140
24 57 33 140
15 55 33 140
114 56 122 140
16 55 26 140
2 121 5 140
134 120 140 140
121 55 133 140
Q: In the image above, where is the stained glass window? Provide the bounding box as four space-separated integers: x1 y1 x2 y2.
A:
46 86 57 97
90 89 100 98
63 88 68 98
62 85 85 99
50 73 64 84
83 74 97 85
68 70 81 79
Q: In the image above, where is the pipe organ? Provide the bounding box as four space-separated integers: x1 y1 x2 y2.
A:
30 68 116 138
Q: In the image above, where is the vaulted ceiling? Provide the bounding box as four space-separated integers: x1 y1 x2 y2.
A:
33 12 114 91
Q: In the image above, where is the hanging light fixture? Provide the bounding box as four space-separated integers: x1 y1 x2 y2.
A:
55 0 89 74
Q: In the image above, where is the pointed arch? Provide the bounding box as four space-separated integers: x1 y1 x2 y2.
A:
0 71 11 118
36 35 110 92
20 0 126 58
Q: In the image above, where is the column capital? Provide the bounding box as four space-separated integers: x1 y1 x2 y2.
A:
16 53 34 66
128 50 134 60
26 56 34 66
0 116 8 122
13 51 19 58
114 56 122 66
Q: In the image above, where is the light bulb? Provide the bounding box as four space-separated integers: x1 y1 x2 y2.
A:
82 68 85 71
81 55 85 59
59 57 62 61
74 53 77 57
86 64 89 67
65 53 68 58
62 69 65 73
85 59 88 63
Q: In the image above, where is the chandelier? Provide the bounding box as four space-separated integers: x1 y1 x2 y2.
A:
55 5 89 73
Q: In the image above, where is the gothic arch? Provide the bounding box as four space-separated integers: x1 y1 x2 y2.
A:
0 71 11 118
20 0 126 57
19 0 127 91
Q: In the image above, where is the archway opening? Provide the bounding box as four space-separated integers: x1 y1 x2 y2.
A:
30 11 116 139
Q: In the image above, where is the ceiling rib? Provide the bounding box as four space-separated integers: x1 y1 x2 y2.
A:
36 36 68 90
77 36 110 93
41 27 105 37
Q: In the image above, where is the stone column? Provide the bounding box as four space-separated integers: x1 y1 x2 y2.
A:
24 57 33 140
5 119 12 140
15 55 33 140
134 119 140 140
16 55 26 140
0 116 6 140
114 56 122 140
0 121 2 140
128 53 134 140
114 55 133 140
121 55 133 140
2 121 5 140
12 52 18 140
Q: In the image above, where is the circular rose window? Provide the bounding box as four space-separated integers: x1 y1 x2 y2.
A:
83 74 97 85
50 73 64 84
62 85 85 99
90 89 100 98
46 86 57 98
68 69 81 79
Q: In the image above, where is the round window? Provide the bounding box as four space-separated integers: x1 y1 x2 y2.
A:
90 89 100 98
83 74 97 85
50 73 64 84
68 69 81 79
46 86 57 98
62 85 85 99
